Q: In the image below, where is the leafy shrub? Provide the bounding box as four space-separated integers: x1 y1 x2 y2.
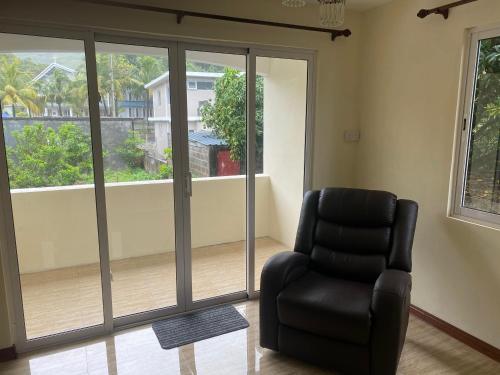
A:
116 130 145 168
7 123 93 188
7 124 173 188
104 168 158 183
157 147 173 179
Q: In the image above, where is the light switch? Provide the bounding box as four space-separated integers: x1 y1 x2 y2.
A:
344 129 360 142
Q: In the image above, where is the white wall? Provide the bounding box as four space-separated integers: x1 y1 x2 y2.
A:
357 0 500 348
150 84 171 119
150 79 217 120
11 176 270 274
261 58 308 249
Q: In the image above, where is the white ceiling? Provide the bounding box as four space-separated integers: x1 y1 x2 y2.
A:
305 0 394 12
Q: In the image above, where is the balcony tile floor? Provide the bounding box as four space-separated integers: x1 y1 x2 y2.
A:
20 237 288 339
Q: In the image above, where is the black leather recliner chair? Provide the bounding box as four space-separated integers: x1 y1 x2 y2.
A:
260 188 418 375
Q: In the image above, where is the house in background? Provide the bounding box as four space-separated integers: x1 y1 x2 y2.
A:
115 92 147 119
31 62 76 117
32 61 76 82
33 61 148 119
144 71 225 171
145 71 222 132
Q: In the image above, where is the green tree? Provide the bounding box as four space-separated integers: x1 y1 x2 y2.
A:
186 61 225 73
0 56 39 117
42 69 73 116
129 56 166 117
67 67 90 117
200 68 264 170
466 37 500 206
7 123 93 188
96 54 137 117
469 38 500 168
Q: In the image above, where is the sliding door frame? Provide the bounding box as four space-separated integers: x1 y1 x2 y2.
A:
177 42 250 311
247 48 316 297
0 20 317 353
91 34 189 329
249 47 316 194
0 24 112 352
246 50 257 299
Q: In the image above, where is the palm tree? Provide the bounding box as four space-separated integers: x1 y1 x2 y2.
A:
0 56 39 117
128 56 164 117
44 69 72 116
96 53 136 117
67 67 89 117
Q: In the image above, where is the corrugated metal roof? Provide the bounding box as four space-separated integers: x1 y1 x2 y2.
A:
188 130 227 146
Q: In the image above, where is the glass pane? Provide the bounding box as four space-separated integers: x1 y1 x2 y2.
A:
0 33 103 338
94 42 177 317
464 36 500 215
254 57 308 290
185 50 247 301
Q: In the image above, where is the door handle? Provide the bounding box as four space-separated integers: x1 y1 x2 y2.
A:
185 171 192 197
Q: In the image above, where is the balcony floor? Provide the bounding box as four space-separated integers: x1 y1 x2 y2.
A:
20 237 288 339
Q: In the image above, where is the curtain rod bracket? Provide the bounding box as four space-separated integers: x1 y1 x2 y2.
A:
176 13 185 24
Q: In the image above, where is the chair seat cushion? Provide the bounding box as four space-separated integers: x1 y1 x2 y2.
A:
277 271 373 345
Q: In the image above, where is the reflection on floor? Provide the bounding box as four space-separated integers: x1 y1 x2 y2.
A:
1 300 499 375
20 237 289 339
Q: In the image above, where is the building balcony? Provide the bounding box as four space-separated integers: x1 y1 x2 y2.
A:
11 175 297 339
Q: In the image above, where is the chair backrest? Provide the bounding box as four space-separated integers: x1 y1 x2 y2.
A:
294 188 418 283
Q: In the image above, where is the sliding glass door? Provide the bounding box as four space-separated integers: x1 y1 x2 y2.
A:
93 39 183 319
0 32 106 341
0 25 314 351
181 47 248 304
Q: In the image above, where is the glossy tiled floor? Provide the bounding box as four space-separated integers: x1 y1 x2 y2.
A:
20 237 288 339
1 300 499 375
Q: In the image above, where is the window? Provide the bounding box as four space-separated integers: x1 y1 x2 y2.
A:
454 28 500 225
157 90 162 105
187 80 196 89
197 81 214 90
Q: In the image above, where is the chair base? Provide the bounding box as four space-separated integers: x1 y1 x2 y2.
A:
278 324 370 375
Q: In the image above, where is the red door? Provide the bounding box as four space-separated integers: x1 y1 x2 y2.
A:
217 149 240 176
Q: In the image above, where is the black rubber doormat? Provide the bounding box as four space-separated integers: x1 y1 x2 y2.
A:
152 304 249 350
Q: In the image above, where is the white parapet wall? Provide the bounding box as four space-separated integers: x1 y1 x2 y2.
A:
12 175 271 274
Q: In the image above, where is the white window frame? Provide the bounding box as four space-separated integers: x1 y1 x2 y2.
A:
452 25 500 227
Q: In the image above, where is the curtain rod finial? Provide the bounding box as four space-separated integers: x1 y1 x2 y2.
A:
417 9 430 18
331 29 351 41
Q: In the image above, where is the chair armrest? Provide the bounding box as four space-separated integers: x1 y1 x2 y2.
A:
370 270 412 375
259 251 309 350
372 269 412 304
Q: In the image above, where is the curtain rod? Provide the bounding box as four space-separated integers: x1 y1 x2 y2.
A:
76 0 351 42
417 0 479 19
